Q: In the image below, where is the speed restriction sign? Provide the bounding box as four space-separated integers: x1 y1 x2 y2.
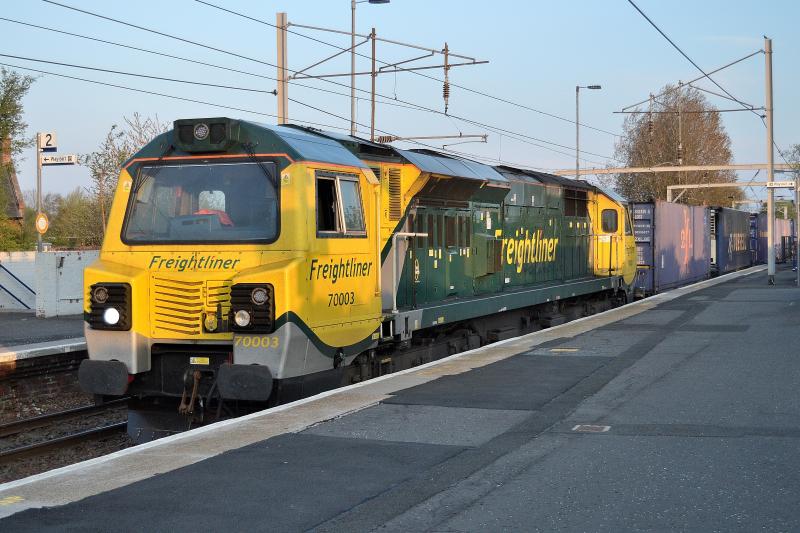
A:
35 213 49 235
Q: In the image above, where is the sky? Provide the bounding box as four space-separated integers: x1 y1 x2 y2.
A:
4 0 799 204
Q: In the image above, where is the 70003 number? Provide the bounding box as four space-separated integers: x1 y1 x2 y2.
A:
234 336 279 348
328 291 355 307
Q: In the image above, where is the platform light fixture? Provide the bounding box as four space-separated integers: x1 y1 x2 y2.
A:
576 84 602 181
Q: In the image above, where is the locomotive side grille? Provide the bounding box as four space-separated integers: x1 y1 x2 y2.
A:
151 276 204 336
388 168 402 221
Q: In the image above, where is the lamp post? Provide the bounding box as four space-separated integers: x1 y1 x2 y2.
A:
351 0 389 136
576 84 601 180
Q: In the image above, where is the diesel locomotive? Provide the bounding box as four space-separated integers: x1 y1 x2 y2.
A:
78 117 637 418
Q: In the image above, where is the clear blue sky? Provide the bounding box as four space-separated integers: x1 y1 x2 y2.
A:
4 0 798 204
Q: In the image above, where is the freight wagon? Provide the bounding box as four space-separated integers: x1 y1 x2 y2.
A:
711 207 752 275
755 213 795 264
631 201 710 296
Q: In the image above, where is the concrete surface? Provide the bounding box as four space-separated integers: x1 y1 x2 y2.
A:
3 264 799 532
0 313 84 363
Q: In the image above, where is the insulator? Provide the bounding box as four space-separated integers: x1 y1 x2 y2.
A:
443 80 450 114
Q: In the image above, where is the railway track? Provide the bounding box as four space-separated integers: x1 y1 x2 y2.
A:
0 422 128 463
0 398 128 438
0 400 129 464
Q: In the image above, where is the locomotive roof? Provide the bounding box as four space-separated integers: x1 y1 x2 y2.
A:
162 119 616 196
495 165 595 191
396 149 509 186
244 122 370 169
280 124 510 186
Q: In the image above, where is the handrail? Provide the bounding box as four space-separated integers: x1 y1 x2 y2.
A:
0 263 36 294
0 281 31 310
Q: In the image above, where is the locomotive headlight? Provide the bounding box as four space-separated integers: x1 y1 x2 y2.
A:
92 286 109 304
103 307 121 326
251 287 268 306
234 309 251 327
193 122 210 140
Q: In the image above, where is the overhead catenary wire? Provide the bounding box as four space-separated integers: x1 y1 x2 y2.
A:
1 61 553 171
626 0 761 118
36 2 615 162
0 15 397 107
626 2 793 169
193 0 621 138
0 53 279 95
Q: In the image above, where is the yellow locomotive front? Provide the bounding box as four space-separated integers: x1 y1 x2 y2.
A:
79 118 383 411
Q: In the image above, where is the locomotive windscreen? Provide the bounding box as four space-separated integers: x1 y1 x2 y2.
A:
122 161 278 244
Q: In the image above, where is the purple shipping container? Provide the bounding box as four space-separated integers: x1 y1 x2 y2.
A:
756 213 794 263
632 201 710 295
712 208 751 274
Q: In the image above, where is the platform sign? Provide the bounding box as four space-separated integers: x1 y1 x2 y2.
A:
35 213 49 235
41 154 77 166
37 132 58 152
766 181 796 189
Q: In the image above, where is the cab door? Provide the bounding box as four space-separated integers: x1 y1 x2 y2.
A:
592 195 625 277
622 206 637 285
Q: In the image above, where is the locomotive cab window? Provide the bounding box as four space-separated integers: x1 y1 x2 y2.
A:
123 161 278 244
601 209 618 233
624 207 633 235
316 172 366 237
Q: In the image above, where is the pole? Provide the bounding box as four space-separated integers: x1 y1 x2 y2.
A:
796 177 799 287
276 12 288 124
350 0 356 136
370 27 376 142
36 133 42 253
575 86 580 180
765 37 775 284
677 81 683 166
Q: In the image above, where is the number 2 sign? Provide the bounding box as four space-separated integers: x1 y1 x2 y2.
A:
38 132 57 152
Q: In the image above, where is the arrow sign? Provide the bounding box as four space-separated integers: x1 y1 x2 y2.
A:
41 154 77 166
766 181 796 189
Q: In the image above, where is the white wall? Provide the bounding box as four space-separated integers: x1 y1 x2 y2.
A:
0 252 37 311
35 251 100 317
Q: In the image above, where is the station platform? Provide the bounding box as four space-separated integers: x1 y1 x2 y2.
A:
0 313 84 364
1 265 799 531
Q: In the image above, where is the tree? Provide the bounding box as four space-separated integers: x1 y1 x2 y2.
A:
81 113 168 229
612 84 743 206
0 68 35 250
49 189 100 248
0 68 35 167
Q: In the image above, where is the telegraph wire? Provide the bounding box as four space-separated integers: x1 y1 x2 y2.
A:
193 0 621 138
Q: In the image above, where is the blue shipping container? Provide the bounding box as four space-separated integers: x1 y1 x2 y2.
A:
632 201 710 294
713 208 751 274
755 213 794 264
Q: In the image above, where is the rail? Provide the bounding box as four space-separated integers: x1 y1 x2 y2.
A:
0 398 128 438
0 422 127 462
